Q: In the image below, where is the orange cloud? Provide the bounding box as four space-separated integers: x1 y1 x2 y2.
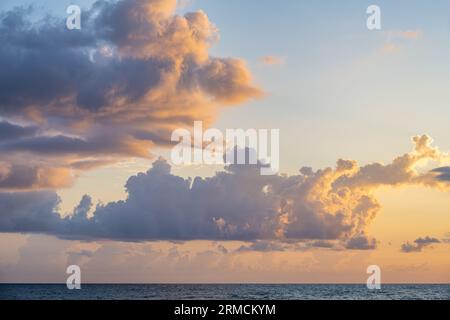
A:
0 0 262 190
260 55 285 66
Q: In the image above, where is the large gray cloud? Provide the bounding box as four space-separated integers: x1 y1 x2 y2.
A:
0 0 260 116
0 136 447 249
0 0 261 190
0 160 279 241
0 191 61 232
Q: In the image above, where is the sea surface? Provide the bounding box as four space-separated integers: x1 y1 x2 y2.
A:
0 284 449 300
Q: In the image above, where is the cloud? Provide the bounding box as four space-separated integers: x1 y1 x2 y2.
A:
382 29 423 53
307 240 335 249
0 191 61 233
443 232 450 243
382 43 401 54
0 164 74 190
0 132 153 158
431 167 450 181
0 135 448 250
0 121 37 141
235 239 337 252
414 236 440 245
401 236 441 253
66 249 96 266
0 0 262 190
237 241 289 252
197 58 263 104
345 235 377 250
389 30 423 40
260 56 285 66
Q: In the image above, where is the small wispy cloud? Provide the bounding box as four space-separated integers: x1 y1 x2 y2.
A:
382 29 424 54
388 30 423 40
401 236 440 253
431 167 450 181
260 55 286 66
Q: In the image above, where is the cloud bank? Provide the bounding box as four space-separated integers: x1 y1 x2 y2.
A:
0 135 448 250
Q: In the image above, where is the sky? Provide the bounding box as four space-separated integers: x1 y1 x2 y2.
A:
0 0 449 283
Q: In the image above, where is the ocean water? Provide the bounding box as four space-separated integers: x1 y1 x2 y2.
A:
0 284 449 300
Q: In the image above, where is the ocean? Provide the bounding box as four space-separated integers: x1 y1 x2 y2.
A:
0 284 449 300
